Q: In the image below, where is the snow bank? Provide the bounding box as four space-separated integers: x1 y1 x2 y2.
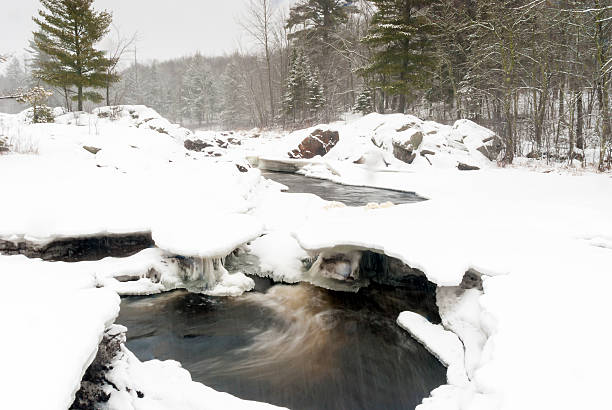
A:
0 107 268 261
290 166 612 409
0 270 119 410
103 347 283 410
397 311 467 386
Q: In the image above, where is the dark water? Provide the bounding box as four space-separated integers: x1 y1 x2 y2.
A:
262 171 424 206
118 173 444 409
118 282 446 410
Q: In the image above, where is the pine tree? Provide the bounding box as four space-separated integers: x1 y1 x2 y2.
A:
354 88 374 114
146 63 164 112
6 58 26 91
221 63 250 127
284 48 324 122
32 0 118 111
362 0 435 113
183 55 213 125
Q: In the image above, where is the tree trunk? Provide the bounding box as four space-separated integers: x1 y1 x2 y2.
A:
78 85 83 111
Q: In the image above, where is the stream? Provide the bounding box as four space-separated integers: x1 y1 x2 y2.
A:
118 172 445 410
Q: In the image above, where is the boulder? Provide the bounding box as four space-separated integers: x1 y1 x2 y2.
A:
476 136 504 161
393 141 417 164
457 162 480 171
409 131 424 150
288 129 339 159
184 139 213 152
420 149 436 157
83 146 101 155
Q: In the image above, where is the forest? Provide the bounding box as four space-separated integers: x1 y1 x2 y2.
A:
1 0 611 168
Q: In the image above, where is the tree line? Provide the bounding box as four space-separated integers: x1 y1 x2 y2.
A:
0 0 610 169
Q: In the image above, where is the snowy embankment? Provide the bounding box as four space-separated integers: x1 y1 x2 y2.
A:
0 106 283 409
202 113 612 409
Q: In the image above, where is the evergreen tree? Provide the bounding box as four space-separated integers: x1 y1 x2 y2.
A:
182 55 216 125
145 63 164 112
284 48 325 122
354 88 374 114
5 58 26 91
362 0 435 113
32 0 118 111
221 62 250 127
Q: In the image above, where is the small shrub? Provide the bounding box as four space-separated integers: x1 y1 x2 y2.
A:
16 87 55 124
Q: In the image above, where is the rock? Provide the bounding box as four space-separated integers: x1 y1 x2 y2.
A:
393 141 417 164
236 164 248 173
526 151 541 159
288 129 339 159
409 131 424 150
457 162 480 171
476 135 504 161
70 326 125 409
83 146 101 155
184 139 213 152
0 233 154 262
420 149 436 157
396 121 419 132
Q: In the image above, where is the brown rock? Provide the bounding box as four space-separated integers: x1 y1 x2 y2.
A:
288 129 339 159
457 162 480 171
184 139 213 152
477 135 504 161
393 142 416 164
83 146 101 155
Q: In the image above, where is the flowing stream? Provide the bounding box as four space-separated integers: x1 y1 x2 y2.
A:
118 172 445 410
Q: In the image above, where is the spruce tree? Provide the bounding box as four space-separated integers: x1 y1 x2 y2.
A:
362 0 435 113
354 88 374 115
284 48 324 122
32 0 118 111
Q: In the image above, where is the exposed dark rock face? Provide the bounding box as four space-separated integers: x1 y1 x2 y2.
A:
420 149 436 157
0 233 154 262
457 162 480 171
0 137 9 154
393 142 417 164
359 251 429 288
70 327 125 410
476 136 504 161
289 129 340 159
184 139 214 152
83 146 101 155
358 251 440 322
459 270 483 291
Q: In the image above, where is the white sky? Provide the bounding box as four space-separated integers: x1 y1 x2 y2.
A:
2 0 294 64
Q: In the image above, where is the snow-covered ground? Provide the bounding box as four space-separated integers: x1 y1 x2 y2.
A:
1 107 611 409
0 106 282 409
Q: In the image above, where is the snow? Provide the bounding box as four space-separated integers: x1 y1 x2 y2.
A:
3 106 612 410
289 167 612 409
103 343 284 410
249 232 309 283
0 272 119 410
397 311 468 387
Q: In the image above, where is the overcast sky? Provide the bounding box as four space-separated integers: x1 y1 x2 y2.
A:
2 0 293 64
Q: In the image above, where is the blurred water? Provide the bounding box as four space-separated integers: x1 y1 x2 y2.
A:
262 171 424 206
119 282 446 410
